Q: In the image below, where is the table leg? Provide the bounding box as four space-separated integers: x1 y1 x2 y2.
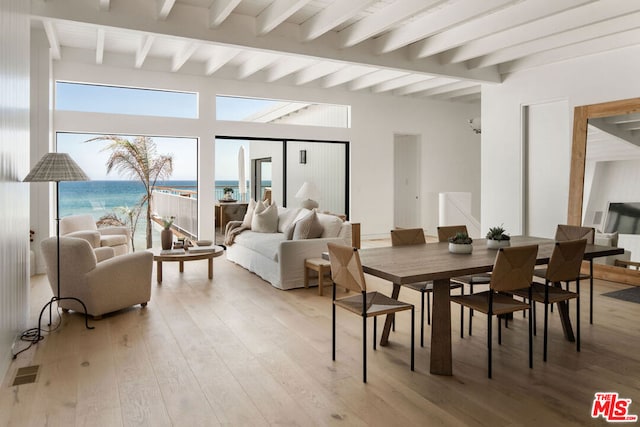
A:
380 283 401 346
553 281 575 342
208 258 213 279
430 279 453 375
318 266 324 296
157 261 163 284
179 261 184 273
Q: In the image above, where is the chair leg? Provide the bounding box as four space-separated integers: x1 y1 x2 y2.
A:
469 283 474 317
373 316 377 350
469 306 473 336
498 317 502 345
410 307 415 371
589 260 594 325
363 315 367 383
533 301 537 336
427 292 431 325
420 290 425 347
460 285 464 339
487 313 492 379
528 306 533 369
543 300 549 362
332 302 336 361
576 281 581 353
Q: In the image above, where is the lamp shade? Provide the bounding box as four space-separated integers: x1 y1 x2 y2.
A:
295 181 320 200
23 153 89 182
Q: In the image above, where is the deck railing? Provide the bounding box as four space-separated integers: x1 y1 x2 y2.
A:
151 190 198 238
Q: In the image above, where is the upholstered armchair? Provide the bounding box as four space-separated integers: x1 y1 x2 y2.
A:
40 236 153 319
60 214 130 255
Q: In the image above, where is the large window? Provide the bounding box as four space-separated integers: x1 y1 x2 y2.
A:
56 81 198 118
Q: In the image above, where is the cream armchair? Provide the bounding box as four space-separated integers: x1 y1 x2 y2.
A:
41 237 153 319
60 214 130 255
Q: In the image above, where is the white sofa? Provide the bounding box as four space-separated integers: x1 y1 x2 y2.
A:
226 206 358 290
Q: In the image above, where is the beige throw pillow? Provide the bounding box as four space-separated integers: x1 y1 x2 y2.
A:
251 202 278 233
292 210 324 240
241 199 257 229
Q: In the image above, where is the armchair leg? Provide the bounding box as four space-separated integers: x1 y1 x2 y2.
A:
141 302 148 307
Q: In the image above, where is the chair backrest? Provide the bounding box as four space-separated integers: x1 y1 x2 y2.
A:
40 237 98 296
60 214 98 235
490 245 538 292
546 239 588 283
437 225 468 243
390 228 426 246
327 243 367 293
555 224 594 244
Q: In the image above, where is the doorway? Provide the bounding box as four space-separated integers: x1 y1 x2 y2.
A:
253 157 272 202
394 134 421 228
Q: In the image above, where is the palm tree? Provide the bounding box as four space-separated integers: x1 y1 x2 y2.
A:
87 135 173 248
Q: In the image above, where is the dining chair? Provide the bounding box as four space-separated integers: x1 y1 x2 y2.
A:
327 243 415 383
450 244 538 378
512 239 586 362
391 228 463 347
437 225 492 334
550 224 595 323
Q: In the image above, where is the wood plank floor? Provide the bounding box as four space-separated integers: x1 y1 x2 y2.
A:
2 245 640 426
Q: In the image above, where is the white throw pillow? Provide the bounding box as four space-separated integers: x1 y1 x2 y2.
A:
277 207 300 233
292 210 324 240
251 202 278 233
241 199 257 229
317 212 344 238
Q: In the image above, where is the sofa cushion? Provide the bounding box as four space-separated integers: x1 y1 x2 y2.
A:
293 210 324 240
234 230 286 261
252 203 278 233
595 231 619 247
277 206 300 233
317 212 344 238
242 199 257 228
100 234 128 247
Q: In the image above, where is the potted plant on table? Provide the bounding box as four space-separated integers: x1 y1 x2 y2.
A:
161 216 175 250
448 232 473 254
222 187 236 202
486 225 511 249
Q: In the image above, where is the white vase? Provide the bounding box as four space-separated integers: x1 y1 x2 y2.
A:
487 239 510 249
449 242 473 254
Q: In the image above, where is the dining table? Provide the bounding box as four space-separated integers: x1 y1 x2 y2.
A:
356 236 624 376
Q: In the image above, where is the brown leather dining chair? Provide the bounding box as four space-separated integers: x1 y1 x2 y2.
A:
390 228 463 347
512 239 586 362
450 244 538 378
327 242 415 383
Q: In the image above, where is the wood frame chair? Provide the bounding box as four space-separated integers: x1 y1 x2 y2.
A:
327 243 415 383
512 239 586 362
450 245 538 378
390 228 462 347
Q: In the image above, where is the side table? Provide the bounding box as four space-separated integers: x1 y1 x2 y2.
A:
304 258 333 296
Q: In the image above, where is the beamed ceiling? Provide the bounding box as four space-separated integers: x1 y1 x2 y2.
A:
31 0 640 103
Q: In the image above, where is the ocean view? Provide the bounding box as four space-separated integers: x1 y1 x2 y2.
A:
59 180 252 250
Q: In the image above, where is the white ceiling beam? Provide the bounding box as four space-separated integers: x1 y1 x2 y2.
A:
415 80 478 97
371 74 434 93
440 0 640 64
374 0 516 54
605 113 640 124
265 57 316 82
393 77 458 96
295 61 346 85
256 0 312 36
409 0 593 59
349 69 409 91
171 42 198 72
300 0 375 42
237 53 279 79
30 0 501 83
468 11 640 69
209 0 242 28
95 28 105 64
157 0 176 21
498 27 640 75
205 46 240 75
135 34 154 68
431 85 481 100
322 65 377 88
590 117 640 147
42 20 61 60
98 0 110 12
338 0 440 48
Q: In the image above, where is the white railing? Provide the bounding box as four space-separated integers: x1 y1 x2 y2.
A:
151 190 198 238
438 192 481 238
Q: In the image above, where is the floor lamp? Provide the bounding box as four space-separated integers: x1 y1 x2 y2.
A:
24 152 94 340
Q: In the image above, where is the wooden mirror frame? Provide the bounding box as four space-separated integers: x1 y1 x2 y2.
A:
569 97 640 285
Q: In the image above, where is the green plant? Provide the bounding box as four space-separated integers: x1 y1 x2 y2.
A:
486 225 510 241
162 216 175 230
448 232 473 244
223 186 234 194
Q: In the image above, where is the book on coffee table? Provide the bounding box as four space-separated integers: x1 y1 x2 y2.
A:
160 248 186 255
187 246 216 254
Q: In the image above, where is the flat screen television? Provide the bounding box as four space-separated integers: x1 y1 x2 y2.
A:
604 202 640 235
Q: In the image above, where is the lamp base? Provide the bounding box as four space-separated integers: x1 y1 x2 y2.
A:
37 296 94 342
301 199 319 210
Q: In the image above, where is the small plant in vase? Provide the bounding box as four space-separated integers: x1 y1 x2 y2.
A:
486 225 511 249
448 232 473 254
161 216 175 250
222 187 235 201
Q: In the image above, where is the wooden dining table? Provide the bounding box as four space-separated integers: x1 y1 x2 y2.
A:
356 236 624 376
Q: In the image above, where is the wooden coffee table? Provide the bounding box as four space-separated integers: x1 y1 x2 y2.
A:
152 246 224 284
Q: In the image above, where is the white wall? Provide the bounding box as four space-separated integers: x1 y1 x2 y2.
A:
0 0 30 377
35 37 481 242
482 44 640 236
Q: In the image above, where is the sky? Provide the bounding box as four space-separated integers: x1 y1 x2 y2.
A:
55 84 279 181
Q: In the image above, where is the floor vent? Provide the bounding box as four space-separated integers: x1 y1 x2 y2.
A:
11 365 40 386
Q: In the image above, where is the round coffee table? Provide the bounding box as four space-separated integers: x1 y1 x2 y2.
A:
152 246 224 284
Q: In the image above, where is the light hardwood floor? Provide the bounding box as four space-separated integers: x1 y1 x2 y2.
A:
1 247 639 426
